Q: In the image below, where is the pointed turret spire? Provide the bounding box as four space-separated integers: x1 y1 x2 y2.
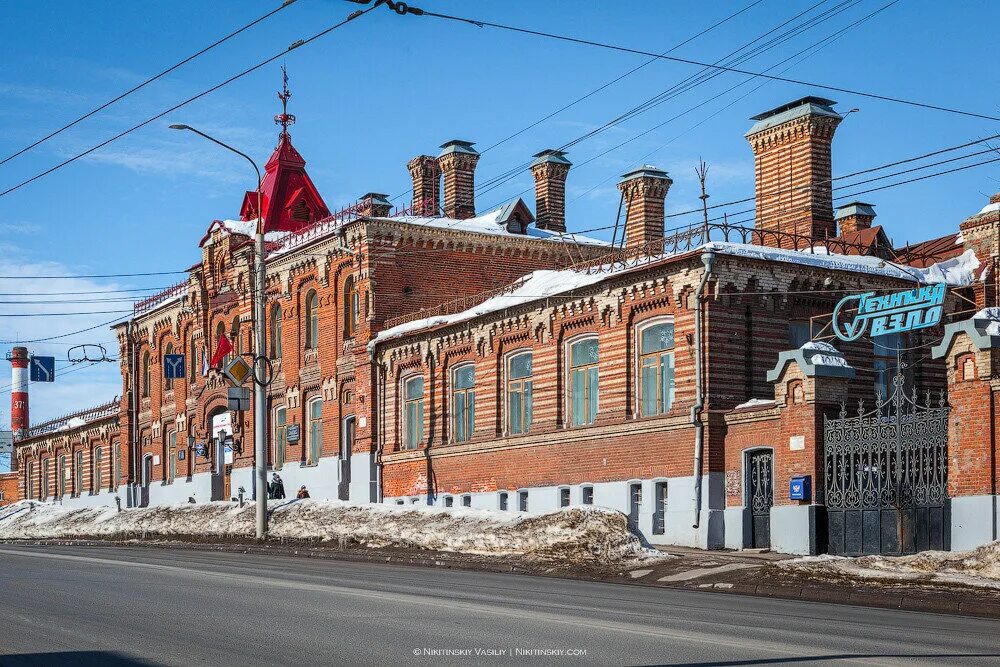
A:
274 64 296 139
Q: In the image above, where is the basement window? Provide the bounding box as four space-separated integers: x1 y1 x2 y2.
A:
444 496 453 507
559 487 570 508
462 495 471 507
518 490 529 512
581 485 594 505
498 491 508 511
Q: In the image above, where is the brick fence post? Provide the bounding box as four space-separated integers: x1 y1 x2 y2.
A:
932 313 1000 550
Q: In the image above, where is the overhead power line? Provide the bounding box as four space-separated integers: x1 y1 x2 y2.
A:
0 309 133 317
0 270 186 279
0 3 376 200
414 7 1000 123
0 316 127 344
0 0 299 168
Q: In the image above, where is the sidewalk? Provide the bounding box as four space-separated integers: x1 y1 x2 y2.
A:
627 546 1000 618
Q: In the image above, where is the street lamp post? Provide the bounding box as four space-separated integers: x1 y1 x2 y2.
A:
170 124 268 539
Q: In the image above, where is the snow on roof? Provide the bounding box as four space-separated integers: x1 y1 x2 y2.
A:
977 201 1000 216
373 241 980 348
733 398 777 410
801 340 851 368
973 308 1000 336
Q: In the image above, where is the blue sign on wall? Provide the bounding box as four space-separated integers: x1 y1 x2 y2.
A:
29 356 55 382
832 283 946 342
287 424 301 444
164 354 186 379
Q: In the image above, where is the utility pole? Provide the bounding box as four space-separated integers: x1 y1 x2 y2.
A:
169 123 268 539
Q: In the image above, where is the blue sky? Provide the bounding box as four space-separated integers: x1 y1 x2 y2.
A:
1 0 999 423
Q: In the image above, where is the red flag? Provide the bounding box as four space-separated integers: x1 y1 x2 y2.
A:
210 333 233 369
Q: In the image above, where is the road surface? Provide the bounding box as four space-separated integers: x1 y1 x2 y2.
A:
0 544 996 666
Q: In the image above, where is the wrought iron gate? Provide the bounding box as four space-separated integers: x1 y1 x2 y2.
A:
824 373 949 556
748 450 773 549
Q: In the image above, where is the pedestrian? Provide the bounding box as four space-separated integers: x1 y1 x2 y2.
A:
270 473 285 500
297 485 310 499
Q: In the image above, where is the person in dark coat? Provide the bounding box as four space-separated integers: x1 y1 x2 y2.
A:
270 473 286 500
297 485 310 499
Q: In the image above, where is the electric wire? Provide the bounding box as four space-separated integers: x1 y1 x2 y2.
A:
0 0 299 167
0 4 376 200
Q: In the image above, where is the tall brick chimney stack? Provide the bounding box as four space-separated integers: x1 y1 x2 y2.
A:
617 165 672 249
438 140 480 220
407 155 440 216
746 96 843 246
530 149 571 233
835 202 876 235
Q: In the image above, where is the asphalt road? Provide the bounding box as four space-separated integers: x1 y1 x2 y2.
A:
0 545 996 666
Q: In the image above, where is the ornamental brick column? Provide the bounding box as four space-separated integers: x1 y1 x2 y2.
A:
932 313 1000 550
722 342 852 555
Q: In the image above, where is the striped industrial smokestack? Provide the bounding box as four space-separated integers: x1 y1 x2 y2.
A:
10 347 28 442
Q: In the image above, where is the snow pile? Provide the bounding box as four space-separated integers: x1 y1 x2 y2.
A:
917 249 981 285
801 340 851 368
0 500 659 566
974 308 1000 336
371 268 609 347
780 541 1000 589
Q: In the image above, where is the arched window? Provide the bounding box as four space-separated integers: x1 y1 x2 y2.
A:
304 290 319 350
74 451 84 497
113 440 121 490
506 352 533 435
93 447 103 494
307 397 322 465
215 322 225 367
451 364 475 443
167 431 177 483
58 455 67 497
271 304 283 359
273 405 287 469
344 276 359 339
164 343 175 391
141 351 151 398
568 337 599 426
40 459 48 500
26 461 34 500
190 337 198 380
638 321 675 417
230 316 241 362
403 375 424 449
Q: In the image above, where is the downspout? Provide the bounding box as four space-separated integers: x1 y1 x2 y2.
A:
128 320 139 508
375 358 387 503
692 249 716 529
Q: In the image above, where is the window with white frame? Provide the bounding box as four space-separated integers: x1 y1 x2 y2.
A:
506 352 533 435
304 291 319 350
568 337 599 426
451 364 475 443
93 447 103 494
581 485 594 505
307 397 322 465
167 431 177 483
74 451 83 497
403 375 424 449
273 405 287 469
639 320 675 417
271 304 283 359
141 350 151 398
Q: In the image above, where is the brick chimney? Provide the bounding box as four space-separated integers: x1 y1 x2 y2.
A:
530 149 571 233
438 140 480 220
360 192 392 218
746 97 843 247
406 155 440 216
617 166 672 249
834 202 876 235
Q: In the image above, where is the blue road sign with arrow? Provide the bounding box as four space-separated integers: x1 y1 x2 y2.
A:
29 356 55 382
164 354 185 379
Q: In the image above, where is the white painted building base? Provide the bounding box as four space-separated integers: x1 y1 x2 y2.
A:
724 507 749 550
951 495 999 551
769 505 820 556
261 456 342 501
384 472 727 549
45 490 121 510
349 453 375 503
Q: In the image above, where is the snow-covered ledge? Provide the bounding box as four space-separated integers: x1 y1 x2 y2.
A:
766 340 856 382
931 307 1000 359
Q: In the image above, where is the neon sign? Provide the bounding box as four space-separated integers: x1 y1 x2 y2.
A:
832 283 946 341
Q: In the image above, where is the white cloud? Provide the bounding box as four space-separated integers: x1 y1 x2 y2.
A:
0 254 131 425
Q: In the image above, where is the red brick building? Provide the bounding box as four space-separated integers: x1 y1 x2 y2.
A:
12 95 1000 555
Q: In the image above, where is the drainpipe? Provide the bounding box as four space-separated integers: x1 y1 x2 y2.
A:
128 320 139 508
376 360 388 503
692 249 716 529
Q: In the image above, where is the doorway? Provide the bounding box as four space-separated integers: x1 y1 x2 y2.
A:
746 449 773 549
140 454 153 507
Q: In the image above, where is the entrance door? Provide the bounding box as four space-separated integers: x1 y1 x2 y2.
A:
141 455 153 507
223 464 232 501
747 450 773 549
339 415 355 501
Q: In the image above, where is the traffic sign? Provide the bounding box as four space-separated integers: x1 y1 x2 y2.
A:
227 386 250 412
223 356 253 386
29 356 55 382
164 354 185 379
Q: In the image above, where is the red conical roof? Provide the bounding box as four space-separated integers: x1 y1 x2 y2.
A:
240 132 330 233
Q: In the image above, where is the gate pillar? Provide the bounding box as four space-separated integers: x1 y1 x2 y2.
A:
932 313 1000 550
760 343 854 555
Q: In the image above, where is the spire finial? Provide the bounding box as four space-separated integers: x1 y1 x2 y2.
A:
275 64 296 138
